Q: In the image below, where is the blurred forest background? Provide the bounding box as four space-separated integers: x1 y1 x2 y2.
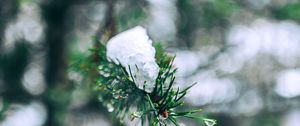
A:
1 0 300 126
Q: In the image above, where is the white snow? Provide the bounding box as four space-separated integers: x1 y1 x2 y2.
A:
228 19 300 67
282 109 300 126
185 71 238 106
4 2 43 50
275 69 300 98
173 51 203 77
147 0 177 41
106 26 159 93
1 102 47 126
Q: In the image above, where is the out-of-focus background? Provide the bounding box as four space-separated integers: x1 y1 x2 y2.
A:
1 0 300 126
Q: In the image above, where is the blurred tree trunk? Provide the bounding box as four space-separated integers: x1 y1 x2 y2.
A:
40 0 74 125
176 0 197 49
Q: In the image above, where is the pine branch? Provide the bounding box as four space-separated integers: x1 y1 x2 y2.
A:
90 42 216 126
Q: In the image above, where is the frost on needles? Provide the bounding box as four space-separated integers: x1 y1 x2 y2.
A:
90 26 216 126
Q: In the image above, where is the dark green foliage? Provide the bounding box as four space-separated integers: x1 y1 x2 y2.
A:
200 0 238 28
176 0 238 48
116 0 147 31
0 41 32 102
273 2 300 22
0 99 9 121
250 112 281 126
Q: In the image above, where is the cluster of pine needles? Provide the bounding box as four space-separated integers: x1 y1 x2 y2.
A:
81 42 216 126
